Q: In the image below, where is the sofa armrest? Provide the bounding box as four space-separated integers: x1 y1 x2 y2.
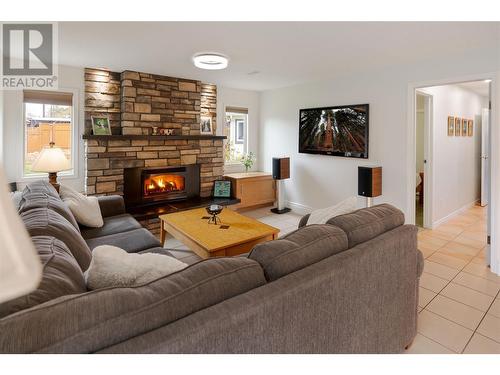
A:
416 249 424 277
97 195 126 217
298 214 310 228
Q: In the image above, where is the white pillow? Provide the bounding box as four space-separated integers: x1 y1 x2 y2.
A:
59 184 104 228
85 245 187 290
307 196 357 225
10 191 23 210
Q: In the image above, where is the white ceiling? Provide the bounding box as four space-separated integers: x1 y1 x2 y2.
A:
456 81 491 97
57 22 498 91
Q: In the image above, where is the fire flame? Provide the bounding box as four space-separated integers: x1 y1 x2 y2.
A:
144 175 182 195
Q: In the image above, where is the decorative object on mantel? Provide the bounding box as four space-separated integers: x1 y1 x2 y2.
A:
206 204 223 225
200 116 213 135
358 166 382 207
158 128 175 136
271 157 291 214
91 115 112 136
0 165 42 303
31 142 71 192
241 152 256 173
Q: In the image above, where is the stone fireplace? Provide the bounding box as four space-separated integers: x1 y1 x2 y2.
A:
83 68 224 235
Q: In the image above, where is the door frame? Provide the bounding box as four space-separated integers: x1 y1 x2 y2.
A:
406 73 498 274
415 90 433 228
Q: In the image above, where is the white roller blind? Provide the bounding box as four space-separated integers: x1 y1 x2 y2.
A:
23 90 73 106
225 106 248 114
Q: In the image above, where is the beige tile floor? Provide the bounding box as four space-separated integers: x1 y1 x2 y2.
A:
164 204 500 354
406 205 500 354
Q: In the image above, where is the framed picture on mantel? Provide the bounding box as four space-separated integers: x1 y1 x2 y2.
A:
200 116 213 135
91 115 112 136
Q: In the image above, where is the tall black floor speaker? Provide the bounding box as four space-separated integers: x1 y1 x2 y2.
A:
271 157 291 214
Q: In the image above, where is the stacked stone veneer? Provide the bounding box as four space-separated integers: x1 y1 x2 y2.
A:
83 68 222 235
84 69 121 134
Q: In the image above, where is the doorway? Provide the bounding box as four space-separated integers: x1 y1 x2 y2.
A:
415 92 432 228
414 80 490 230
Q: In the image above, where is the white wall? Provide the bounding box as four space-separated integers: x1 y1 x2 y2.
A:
217 87 260 173
421 84 487 225
259 47 499 217
2 64 85 191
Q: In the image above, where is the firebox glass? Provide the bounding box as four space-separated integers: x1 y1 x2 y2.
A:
143 174 185 196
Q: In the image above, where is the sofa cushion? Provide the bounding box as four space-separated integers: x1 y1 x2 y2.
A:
249 224 348 281
80 214 142 240
19 191 80 231
97 195 126 218
20 208 92 271
22 180 59 199
0 257 266 353
0 236 86 319
85 228 161 253
326 204 405 248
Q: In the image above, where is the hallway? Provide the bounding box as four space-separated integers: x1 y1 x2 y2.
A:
406 205 500 353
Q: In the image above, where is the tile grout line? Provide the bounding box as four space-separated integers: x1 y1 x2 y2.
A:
417 209 495 353
415 331 459 353
461 287 500 352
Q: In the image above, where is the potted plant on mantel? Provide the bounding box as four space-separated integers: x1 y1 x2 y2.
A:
241 152 256 173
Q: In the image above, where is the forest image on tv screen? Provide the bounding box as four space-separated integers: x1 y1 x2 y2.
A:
299 104 368 158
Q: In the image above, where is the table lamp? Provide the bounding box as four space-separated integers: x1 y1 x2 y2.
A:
0 165 42 303
31 142 71 192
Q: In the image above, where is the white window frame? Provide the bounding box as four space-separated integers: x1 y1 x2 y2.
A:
20 87 79 181
224 109 249 166
235 118 245 144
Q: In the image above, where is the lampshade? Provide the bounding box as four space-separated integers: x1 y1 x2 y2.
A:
0 165 42 303
31 142 71 173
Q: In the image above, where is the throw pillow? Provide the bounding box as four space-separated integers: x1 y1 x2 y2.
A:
59 184 104 228
306 196 357 225
10 191 23 210
0 236 87 319
85 245 188 290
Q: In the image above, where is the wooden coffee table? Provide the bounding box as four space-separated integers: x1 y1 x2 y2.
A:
159 207 279 258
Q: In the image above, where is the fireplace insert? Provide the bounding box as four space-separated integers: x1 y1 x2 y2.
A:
124 165 200 207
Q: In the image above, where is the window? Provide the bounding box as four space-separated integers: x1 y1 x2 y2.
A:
23 90 73 176
224 107 248 163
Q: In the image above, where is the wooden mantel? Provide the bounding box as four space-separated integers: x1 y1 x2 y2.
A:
82 134 226 141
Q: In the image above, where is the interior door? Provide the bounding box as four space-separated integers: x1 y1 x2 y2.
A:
481 108 490 207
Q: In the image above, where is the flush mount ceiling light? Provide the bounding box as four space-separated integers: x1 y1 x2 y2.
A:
192 53 228 70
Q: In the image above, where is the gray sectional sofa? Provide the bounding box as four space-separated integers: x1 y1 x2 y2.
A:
0 180 423 353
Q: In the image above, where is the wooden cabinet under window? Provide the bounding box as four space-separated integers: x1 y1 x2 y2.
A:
224 172 276 210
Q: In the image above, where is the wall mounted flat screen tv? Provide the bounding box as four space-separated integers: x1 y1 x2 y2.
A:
299 104 369 158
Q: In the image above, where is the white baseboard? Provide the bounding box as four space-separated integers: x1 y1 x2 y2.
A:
286 200 313 216
432 200 479 228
